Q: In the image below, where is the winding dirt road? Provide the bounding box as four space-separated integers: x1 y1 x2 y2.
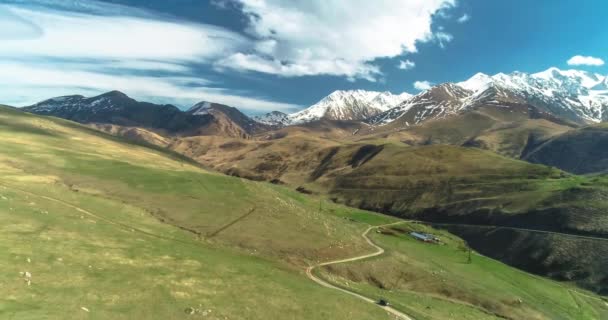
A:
306 222 414 320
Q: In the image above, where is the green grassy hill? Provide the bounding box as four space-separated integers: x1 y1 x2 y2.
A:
2 106 607 319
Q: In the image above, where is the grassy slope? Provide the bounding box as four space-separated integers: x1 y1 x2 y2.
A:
524 123 608 174
131 123 608 238
328 144 608 232
2 106 607 319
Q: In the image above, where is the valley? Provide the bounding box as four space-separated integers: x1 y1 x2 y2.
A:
5 67 608 319
3 1 608 319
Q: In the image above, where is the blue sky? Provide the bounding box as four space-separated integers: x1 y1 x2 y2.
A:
0 0 606 114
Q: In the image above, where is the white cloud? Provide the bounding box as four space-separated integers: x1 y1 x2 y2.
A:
216 0 456 80
398 60 416 70
457 14 470 23
215 53 382 82
0 1 300 113
414 81 434 91
567 55 605 66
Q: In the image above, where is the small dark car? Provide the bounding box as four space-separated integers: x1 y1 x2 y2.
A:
377 299 390 306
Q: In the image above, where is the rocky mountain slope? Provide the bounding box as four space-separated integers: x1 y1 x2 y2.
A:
185 101 269 137
368 83 471 127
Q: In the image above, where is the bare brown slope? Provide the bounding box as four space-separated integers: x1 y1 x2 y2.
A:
261 119 366 140
358 102 575 158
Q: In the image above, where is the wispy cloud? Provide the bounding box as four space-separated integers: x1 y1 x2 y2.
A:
398 60 416 70
0 0 300 112
567 55 605 66
414 81 434 91
435 32 454 49
457 14 470 23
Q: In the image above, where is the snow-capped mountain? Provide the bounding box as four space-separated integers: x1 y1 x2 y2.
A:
253 111 290 126
287 90 411 124
462 68 608 124
370 67 608 127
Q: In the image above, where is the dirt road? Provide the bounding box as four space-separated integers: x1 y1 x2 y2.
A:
306 222 414 320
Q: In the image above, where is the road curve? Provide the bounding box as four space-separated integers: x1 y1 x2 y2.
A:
306 222 414 320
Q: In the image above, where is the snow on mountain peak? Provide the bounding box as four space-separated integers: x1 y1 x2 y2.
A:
532 67 603 88
287 90 411 124
187 101 213 115
457 72 492 92
253 111 290 126
372 91 413 108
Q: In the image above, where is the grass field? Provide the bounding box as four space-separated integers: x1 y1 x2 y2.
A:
1 105 607 319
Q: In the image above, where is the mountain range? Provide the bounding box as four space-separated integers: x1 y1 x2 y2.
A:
24 67 608 131
257 67 607 128
20 67 608 172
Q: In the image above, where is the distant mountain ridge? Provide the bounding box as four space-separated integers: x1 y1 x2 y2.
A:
24 91 270 138
254 67 607 128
